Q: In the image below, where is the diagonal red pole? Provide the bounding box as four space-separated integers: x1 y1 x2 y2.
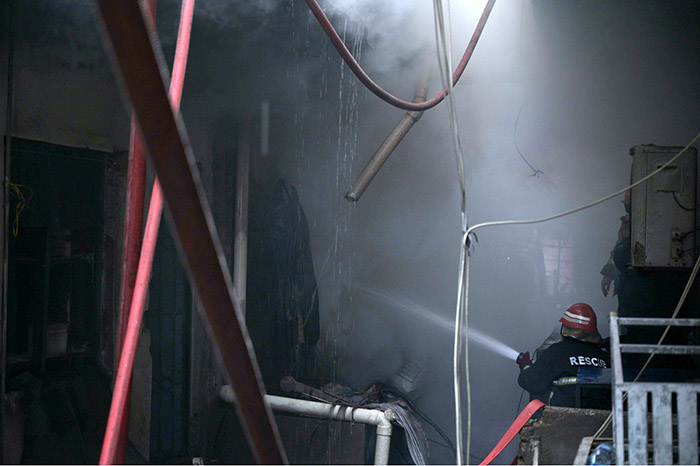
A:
95 0 286 463
101 0 193 463
114 1 157 462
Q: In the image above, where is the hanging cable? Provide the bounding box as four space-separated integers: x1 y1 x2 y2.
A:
304 0 496 112
428 0 471 463
7 181 32 237
513 389 525 421
453 130 699 447
671 191 700 211
513 100 543 177
463 130 700 242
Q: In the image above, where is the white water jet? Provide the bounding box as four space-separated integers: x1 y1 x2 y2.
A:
354 284 519 361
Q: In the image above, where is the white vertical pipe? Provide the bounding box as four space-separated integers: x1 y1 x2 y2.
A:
373 422 392 465
234 127 250 316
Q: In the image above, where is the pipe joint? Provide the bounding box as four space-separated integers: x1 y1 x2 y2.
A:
407 111 423 123
376 422 393 437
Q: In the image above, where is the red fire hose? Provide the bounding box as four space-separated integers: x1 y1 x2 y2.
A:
113 0 157 462
304 0 496 112
99 0 194 463
480 399 545 465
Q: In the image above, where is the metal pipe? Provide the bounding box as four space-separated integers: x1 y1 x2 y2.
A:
233 125 250 316
113 1 157 461
345 77 429 202
100 0 193 463
617 317 700 326
93 0 286 463
219 387 393 465
280 375 343 404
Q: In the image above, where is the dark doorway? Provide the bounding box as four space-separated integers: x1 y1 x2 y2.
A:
6 138 107 374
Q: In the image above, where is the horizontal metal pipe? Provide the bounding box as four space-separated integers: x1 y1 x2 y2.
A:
617 317 700 326
345 79 429 202
620 344 700 355
219 387 393 465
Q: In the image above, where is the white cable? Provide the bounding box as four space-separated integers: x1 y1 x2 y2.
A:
463 131 700 242
432 0 473 464
453 234 466 465
456 130 699 446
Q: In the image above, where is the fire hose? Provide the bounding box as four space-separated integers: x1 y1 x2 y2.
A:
303 0 496 112
99 0 195 463
480 399 545 465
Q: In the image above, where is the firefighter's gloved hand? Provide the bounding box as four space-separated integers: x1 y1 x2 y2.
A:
516 351 532 369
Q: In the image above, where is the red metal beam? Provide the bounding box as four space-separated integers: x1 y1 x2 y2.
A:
93 0 287 463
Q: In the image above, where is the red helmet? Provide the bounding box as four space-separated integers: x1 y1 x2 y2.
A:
560 303 598 333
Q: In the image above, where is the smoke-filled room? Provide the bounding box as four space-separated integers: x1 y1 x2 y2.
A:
1 1 700 465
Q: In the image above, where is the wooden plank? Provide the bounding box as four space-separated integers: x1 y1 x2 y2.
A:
651 386 672 465
627 387 648 465
677 389 698 465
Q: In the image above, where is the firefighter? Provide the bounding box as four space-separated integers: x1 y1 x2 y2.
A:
516 303 609 407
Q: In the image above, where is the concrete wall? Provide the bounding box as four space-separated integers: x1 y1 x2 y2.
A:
10 2 129 153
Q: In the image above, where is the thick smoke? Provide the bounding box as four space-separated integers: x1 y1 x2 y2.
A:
165 1 700 463
268 2 700 464
71 0 700 463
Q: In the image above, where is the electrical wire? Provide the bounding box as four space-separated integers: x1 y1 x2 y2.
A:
303 0 496 112
513 100 543 177
7 181 32 237
453 129 699 447
380 387 457 456
513 389 525 421
671 191 700 211
463 130 700 243
428 0 473 463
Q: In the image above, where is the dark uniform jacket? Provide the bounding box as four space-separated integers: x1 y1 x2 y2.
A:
518 337 609 407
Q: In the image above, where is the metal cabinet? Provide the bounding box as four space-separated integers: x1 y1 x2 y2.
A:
630 145 698 269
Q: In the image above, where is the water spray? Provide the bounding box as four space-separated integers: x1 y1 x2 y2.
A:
355 284 519 361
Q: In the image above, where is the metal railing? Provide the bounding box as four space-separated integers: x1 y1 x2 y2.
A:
610 313 700 465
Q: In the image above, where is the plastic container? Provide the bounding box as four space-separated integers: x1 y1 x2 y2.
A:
586 443 614 465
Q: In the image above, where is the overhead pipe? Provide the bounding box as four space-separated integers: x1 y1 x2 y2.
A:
219 386 394 466
92 0 287 463
345 76 430 202
100 0 194 463
113 0 157 462
304 0 496 112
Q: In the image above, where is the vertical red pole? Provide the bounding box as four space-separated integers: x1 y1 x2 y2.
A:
116 0 156 368
113 0 156 463
94 0 286 460
107 0 192 463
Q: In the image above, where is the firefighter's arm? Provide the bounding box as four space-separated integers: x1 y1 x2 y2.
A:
517 349 556 394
